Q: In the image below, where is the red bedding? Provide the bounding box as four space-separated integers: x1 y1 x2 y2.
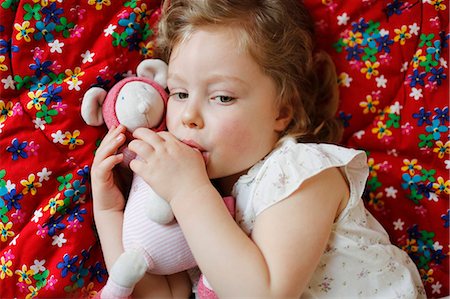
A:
0 1 448 298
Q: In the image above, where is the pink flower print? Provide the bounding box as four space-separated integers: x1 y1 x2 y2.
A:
26 141 39 156
318 276 334 293
401 122 413 135
70 25 84 38
430 16 440 28
379 53 392 64
36 224 48 238
12 210 25 223
380 134 395 145
3 249 15 261
67 219 82 232
50 61 61 73
13 102 23 116
70 5 86 19
31 47 44 60
117 10 130 19
52 102 67 115
414 205 427 217
45 275 57 291
379 161 392 172
371 90 381 100
349 60 363 71
16 281 27 293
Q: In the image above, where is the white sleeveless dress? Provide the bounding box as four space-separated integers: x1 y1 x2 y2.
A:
228 138 425 298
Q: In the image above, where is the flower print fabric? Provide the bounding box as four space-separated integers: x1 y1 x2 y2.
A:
0 0 448 298
233 138 426 298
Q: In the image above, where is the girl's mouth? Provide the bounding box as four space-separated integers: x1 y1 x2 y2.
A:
181 139 209 164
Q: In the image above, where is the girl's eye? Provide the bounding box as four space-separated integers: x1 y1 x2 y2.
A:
211 95 235 104
169 92 188 101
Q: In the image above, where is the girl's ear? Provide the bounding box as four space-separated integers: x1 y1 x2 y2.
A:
274 105 293 132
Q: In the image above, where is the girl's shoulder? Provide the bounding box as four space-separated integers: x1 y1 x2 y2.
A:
233 138 369 232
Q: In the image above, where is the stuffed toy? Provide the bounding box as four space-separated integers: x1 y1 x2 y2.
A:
81 59 199 298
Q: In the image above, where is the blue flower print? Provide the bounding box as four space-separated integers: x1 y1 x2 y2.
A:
412 107 432 126
71 265 89 288
361 31 380 48
4 189 23 210
408 69 426 87
29 58 52 78
346 45 364 60
89 262 107 283
67 205 87 222
45 215 66 236
425 119 448 140
6 138 28 161
42 84 63 105
34 21 56 43
118 12 140 35
385 0 404 17
77 166 89 184
442 210 450 228
339 111 352 127
429 67 446 86
30 75 50 92
352 18 369 33
376 35 394 53
401 173 422 190
0 38 19 58
57 254 79 278
434 107 449 125
42 3 63 24
64 180 87 203
427 40 441 61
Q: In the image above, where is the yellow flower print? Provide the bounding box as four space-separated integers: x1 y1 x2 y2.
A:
431 0 446 11
343 31 363 47
26 90 46 111
433 176 449 195
0 222 15 242
15 265 35 285
367 158 380 177
32 0 52 7
64 66 85 84
361 61 380 79
394 25 411 45
43 193 64 215
134 3 153 22
402 238 418 253
88 0 111 10
20 174 42 196
410 49 427 69
420 268 434 284
0 257 13 279
433 140 449 159
371 121 392 139
359 95 379 114
368 192 384 211
139 41 155 58
0 55 8 72
26 285 38 299
81 282 98 299
62 130 84 150
0 100 14 123
14 21 35 42
401 159 422 176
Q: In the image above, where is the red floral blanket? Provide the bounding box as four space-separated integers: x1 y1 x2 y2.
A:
0 1 448 298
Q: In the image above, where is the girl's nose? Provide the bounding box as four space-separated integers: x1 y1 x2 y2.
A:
181 101 204 129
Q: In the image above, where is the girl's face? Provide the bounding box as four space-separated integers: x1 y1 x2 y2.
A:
166 27 289 180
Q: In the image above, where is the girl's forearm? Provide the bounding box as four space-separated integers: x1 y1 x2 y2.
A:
171 186 272 297
94 210 125 271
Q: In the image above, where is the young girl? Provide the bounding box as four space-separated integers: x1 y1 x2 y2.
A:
91 0 425 297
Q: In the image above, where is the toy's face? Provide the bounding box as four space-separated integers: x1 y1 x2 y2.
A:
116 81 165 132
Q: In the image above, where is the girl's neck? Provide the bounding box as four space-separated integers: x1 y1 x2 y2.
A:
212 170 247 197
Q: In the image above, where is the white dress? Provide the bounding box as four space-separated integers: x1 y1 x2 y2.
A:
231 138 426 299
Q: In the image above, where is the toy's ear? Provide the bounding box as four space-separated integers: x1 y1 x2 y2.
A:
81 87 108 126
136 59 168 88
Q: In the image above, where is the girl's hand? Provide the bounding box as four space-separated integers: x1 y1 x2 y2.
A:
128 128 211 204
91 125 127 213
